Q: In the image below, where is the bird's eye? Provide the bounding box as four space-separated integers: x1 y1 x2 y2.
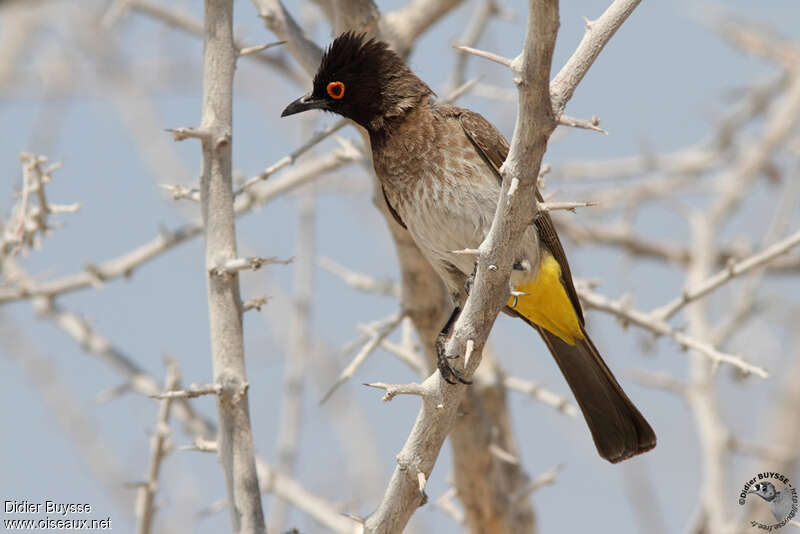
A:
327 81 345 100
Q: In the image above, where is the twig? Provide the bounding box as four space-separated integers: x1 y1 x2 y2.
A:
442 77 481 104
320 313 404 404
558 113 607 134
433 487 464 525
1 154 78 259
537 200 597 213
212 256 292 276
513 464 562 503
0 317 133 520
233 119 350 197
356 325 427 376
449 0 498 90
243 296 270 312
150 383 222 400
250 0 323 76
381 0 465 55
452 44 512 68
181 437 219 453
629 370 687 395
550 0 643 115
4 263 354 534
238 40 285 57
318 256 400 296
136 360 180 534
653 229 800 321
364 381 427 402
0 148 359 304
577 285 768 378
503 375 578 416
126 0 304 84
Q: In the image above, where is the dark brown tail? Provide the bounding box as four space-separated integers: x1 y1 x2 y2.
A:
531 322 656 463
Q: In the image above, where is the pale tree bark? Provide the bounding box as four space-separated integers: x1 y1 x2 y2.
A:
194 0 266 532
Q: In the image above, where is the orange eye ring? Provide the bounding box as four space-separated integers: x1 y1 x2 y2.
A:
327 81 345 100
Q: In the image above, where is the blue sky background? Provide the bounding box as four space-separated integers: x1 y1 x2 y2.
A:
1 1 799 533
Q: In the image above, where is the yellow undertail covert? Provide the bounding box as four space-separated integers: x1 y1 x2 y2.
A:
508 253 585 345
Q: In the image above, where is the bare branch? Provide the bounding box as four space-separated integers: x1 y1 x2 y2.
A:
513 464 562 503
452 44 513 68
577 285 768 378
654 229 800 321
557 113 607 134
166 126 211 141
318 256 400 296
195 2 265 531
150 383 223 400
629 370 688 395
238 40 285 58
136 360 179 534
433 487 464 525
537 200 597 212
503 375 578 416
2 154 78 259
234 119 351 197
181 437 219 453
449 0 499 90
4 264 352 534
212 256 293 276
0 148 358 304
364 381 427 401
321 313 404 404
243 296 270 312
550 0 642 115
251 0 323 76
381 0 465 55
122 0 304 83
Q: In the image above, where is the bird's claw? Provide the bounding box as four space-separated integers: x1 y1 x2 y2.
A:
436 340 472 385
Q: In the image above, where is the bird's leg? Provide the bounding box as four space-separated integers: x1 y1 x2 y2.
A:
464 261 478 296
435 305 472 385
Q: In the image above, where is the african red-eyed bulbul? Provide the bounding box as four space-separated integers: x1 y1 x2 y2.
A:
281 32 656 463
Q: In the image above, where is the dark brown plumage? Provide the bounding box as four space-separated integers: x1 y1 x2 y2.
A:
282 32 656 463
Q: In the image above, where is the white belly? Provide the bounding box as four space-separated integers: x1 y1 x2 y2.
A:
396 175 540 297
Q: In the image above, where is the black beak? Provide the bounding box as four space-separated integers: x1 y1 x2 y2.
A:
281 93 327 117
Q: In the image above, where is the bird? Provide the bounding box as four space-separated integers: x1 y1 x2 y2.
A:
748 482 795 523
281 31 656 463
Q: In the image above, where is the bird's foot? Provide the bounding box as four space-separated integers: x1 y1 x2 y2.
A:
435 333 471 385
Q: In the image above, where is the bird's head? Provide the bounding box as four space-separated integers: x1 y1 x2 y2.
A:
281 32 433 131
749 482 777 501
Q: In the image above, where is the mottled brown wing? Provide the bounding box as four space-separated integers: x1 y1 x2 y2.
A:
457 108 585 325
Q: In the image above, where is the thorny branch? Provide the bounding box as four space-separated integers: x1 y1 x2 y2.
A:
364 1 642 532
189 1 265 531
136 360 179 534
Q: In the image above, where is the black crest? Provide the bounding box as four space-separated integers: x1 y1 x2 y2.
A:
310 32 433 130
